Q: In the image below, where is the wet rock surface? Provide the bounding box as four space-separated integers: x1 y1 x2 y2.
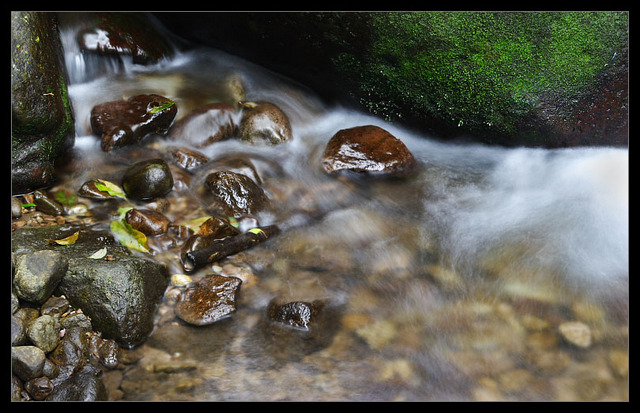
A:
238 101 292 145
174 274 242 326
322 125 417 177
90 94 177 151
121 158 174 200
205 170 269 217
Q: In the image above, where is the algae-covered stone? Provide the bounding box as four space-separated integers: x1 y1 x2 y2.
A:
11 11 75 193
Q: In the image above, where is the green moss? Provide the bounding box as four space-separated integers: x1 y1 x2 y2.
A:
348 11 628 138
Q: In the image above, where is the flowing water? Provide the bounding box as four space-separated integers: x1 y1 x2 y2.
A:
56 18 628 401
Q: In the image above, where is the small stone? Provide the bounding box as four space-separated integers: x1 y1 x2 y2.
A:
322 125 417 177
205 170 269 217
175 274 242 326
267 300 325 330
558 321 592 348
121 158 174 200
238 101 292 144
25 376 54 401
26 315 61 353
170 273 193 286
12 346 46 381
169 146 211 171
125 208 171 236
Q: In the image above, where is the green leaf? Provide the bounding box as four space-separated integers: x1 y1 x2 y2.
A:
94 179 127 199
47 231 79 245
88 247 108 259
110 220 150 253
248 227 265 236
149 100 175 114
21 203 36 208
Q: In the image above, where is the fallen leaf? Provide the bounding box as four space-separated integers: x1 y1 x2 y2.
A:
47 231 79 246
95 179 127 199
88 247 108 259
110 220 149 253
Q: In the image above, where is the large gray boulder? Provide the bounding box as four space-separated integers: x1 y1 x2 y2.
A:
12 225 169 348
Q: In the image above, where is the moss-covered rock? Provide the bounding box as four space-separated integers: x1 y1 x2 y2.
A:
11 12 75 193
154 11 628 148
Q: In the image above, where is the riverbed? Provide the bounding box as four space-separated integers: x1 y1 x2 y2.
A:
55 24 629 401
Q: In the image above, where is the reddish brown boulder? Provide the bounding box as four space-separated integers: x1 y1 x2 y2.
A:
322 125 417 177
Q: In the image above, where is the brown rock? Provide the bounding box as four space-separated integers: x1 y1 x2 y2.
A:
175 274 242 326
205 170 268 217
90 94 177 151
322 125 417 177
125 208 171 236
238 101 292 144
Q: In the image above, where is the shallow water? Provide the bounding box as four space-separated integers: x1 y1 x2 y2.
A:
57 21 628 401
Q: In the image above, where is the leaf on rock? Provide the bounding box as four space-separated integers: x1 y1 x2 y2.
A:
95 179 127 199
88 247 108 259
47 231 79 245
110 220 150 253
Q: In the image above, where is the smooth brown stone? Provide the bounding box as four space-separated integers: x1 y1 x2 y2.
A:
322 125 417 177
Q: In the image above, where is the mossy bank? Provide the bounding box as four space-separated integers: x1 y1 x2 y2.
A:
155 11 628 148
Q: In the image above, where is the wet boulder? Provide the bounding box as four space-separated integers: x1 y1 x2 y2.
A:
90 94 177 151
322 125 417 178
121 158 174 200
238 101 292 145
205 170 269 217
58 256 169 348
11 225 170 348
175 274 243 326
169 102 237 148
11 12 75 193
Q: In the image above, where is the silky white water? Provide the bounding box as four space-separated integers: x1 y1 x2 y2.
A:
58 22 629 400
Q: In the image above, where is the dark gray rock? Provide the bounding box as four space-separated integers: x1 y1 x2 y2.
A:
12 346 46 381
121 158 174 200
11 11 74 193
58 255 169 348
13 250 68 304
46 371 107 401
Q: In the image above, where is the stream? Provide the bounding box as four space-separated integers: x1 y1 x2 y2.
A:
55 19 628 401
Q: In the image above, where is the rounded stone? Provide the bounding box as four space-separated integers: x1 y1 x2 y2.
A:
121 158 174 200
238 101 292 145
322 125 417 177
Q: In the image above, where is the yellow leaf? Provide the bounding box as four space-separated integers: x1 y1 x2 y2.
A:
110 220 150 253
47 231 79 245
179 216 213 233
